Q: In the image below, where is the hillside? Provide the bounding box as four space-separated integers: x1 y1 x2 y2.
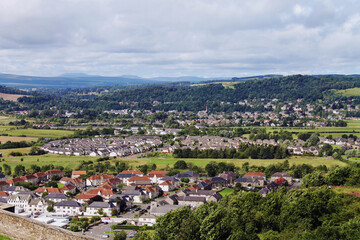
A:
15 74 360 112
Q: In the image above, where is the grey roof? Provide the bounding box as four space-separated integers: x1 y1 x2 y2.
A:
161 176 179 182
88 201 114 209
210 177 226 183
44 193 67 199
5 186 29 192
0 198 7 203
151 205 182 214
115 173 136 178
175 171 199 179
0 173 6 178
235 177 259 183
55 201 82 207
271 172 292 178
187 190 217 196
177 196 206 203
123 190 144 196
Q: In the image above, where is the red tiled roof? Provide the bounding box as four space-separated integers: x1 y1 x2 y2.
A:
147 173 166 178
203 179 212 184
0 191 9 197
72 171 87 175
76 194 101 200
45 169 65 175
6 178 23 184
87 174 114 180
70 178 84 184
244 172 266 177
148 170 167 175
0 181 8 187
60 177 72 182
61 184 76 191
34 172 46 177
20 175 36 180
128 176 151 181
34 187 61 193
160 180 173 186
187 184 201 191
120 170 143 175
87 188 115 195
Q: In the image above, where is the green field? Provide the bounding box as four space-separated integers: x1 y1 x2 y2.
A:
336 87 360 97
0 153 347 172
219 188 235 197
0 234 12 240
244 120 360 138
0 126 73 138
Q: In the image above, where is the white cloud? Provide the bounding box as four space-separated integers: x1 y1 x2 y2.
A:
0 0 359 77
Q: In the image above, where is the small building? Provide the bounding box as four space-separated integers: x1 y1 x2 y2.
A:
54 201 82 215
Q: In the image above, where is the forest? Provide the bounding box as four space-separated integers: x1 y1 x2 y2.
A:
10 74 360 113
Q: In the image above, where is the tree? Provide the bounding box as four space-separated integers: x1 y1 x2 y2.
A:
112 208 118 216
181 177 190 183
302 171 325 187
3 164 11 175
97 207 104 215
14 164 25 176
114 230 127 240
174 160 188 169
205 162 218 177
47 206 55 212
69 225 79 232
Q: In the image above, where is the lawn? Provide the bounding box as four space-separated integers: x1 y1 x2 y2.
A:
336 87 360 97
125 155 347 169
0 153 347 172
219 188 235 197
0 136 37 143
0 234 12 240
0 127 73 138
331 186 360 195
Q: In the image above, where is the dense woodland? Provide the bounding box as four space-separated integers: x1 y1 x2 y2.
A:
5 75 359 113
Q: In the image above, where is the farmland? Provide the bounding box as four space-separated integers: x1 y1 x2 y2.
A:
336 87 360 97
0 126 73 138
0 153 347 172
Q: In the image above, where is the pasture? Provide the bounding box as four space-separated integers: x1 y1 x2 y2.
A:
0 153 347 172
336 87 360 97
0 126 73 138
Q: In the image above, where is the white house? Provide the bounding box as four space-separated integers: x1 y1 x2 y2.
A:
54 201 82 215
85 201 116 216
138 214 157 226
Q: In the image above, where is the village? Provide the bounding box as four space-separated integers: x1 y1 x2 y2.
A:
0 166 300 239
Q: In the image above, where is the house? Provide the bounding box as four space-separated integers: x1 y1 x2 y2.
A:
138 214 157 226
59 177 72 185
43 193 68 203
85 201 117 216
145 186 161 199
159 180 176 192
60 184 77 195
86 174 114 187
0 191 9 198
70 178 86 190
0 172 7 182
33 172 47 183
34 187 61 194
183 190 222 202
26 198 48 213
72 171 87 179
146 172 167 184
0 181 9 191
270 172 293 182
177 195 206 208
20 174 38 185
115 173 137 185
45 169 65 180
75 194 103 204
175 171 200 183
86 187 116 201
119 170 144 176
150 204 182 216
5 186 30 195
109 194 134 210
243 172 266 181
122 189 146 203
104 178 122 189
217 172 237 184
235 177 264 188
6 177 24 186
210 177 227 189
127 176 152 186
7 192 37 209
159 176 180 188
54 201 82 215
187 184 201 191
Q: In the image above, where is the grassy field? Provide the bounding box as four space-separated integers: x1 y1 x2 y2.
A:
219 188 235 197
0 126 73 138
0 116 19 125
0 234 12 240
243 120 360 138
0 136 37 143
0 153 347 172
336 87 360 97
332 186 360 195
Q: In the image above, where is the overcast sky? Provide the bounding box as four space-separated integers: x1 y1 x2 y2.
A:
0 0 359 78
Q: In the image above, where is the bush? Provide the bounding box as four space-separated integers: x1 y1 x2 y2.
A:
69 225 79 232
111 224 140 230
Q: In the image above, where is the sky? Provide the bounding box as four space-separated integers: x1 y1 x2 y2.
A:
0 0 359 78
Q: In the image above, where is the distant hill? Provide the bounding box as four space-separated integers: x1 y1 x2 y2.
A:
0 73 229 89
